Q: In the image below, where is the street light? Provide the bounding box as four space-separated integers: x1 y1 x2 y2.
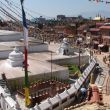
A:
90 42 92 62
77 39 81 70
78 44 81 70
50 51 52 80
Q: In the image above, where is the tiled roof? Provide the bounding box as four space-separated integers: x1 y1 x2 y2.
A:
90 28 100 32
99 26 110 29
77 24 87 31
96 22 104 26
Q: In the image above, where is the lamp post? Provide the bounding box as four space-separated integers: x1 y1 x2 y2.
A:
51 51 52 80
89 34 93 62
79 44 81 70
90 42 92 62
77 39 81 70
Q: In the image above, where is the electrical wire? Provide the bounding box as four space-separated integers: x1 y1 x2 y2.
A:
88 0 110 4
0 7 20 23
0 1 22 19
4 0 54 19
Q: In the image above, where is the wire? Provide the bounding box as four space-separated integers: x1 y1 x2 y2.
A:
4 0 35 19
0 1 22 19
0 7 20 23
4 0 54 19
88 0 110 4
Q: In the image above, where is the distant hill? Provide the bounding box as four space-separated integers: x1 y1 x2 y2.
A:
81 10 110 18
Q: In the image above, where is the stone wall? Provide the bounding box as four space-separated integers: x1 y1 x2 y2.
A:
0 50 11 59
32 58 97 110
51 55 89 66
0 33 23 42
0 43 48 59
7 68 69 91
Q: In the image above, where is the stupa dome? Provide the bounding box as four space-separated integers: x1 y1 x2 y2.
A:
58 38 70 55
8 47 24 67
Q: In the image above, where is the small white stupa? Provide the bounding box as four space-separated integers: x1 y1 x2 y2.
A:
7 47 24 67
58 38 70 55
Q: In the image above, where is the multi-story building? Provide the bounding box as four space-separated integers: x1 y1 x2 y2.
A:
99 23 110 51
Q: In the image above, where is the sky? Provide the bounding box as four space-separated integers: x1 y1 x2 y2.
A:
23 0 110 18
1 0 110 19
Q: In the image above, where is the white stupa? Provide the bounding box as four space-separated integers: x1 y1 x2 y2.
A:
93 14 103 21
7 47 24 67
58 38 70 55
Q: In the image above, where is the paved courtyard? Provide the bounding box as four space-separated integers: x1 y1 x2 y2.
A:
94 52 110 105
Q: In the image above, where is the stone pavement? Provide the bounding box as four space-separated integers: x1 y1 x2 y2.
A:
70 103 110 110
94 52 110 105
64 52 110 110
95 53 109 87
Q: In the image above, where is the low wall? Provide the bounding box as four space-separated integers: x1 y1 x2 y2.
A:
69 47 85 54
52 55 89 66
0 86 17 110
7 69 69 91
32 58 97 110
18 43 48 53
0 33 23 42
0 43 48 59
0 50 11 59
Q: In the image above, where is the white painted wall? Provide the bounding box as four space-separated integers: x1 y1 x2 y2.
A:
0 33 23 42
33 59 96 110
52 55 89 65
0 44 48 59
0 86 17 110
0 50 11 59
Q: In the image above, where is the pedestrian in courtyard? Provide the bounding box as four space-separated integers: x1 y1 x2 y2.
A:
80 87 87 102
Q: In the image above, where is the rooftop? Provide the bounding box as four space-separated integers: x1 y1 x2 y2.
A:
89 28 100 32
0 52 69 80
99 25 110 29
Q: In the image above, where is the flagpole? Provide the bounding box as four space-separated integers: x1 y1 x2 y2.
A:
20 0 31 107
